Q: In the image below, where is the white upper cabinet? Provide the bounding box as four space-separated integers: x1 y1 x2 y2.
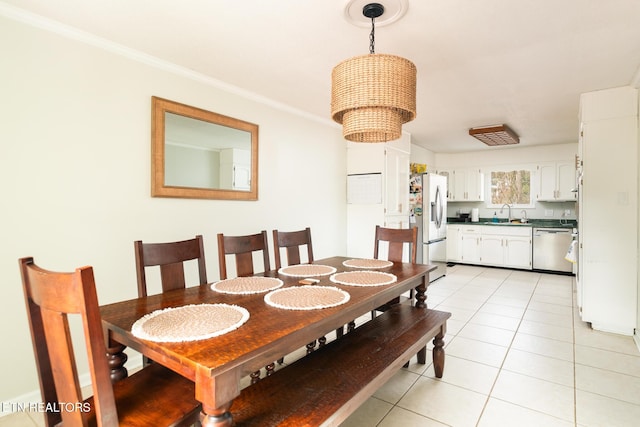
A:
536 161 576 201
438 168 484 202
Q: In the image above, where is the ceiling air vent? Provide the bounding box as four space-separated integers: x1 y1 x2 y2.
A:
469 124 519 146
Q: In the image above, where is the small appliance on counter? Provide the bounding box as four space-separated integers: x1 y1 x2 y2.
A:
471 208 479 222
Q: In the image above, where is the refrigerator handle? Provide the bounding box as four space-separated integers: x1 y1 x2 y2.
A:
432 185 443 228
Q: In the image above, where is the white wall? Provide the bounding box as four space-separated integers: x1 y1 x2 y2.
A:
0 15 347 404
410 143 436 169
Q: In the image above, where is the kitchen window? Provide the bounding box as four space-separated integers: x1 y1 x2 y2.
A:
489 169 532 207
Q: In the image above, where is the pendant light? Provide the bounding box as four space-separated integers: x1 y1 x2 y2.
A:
331 2 416 143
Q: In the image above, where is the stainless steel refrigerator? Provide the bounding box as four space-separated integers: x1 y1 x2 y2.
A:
422 173 447 282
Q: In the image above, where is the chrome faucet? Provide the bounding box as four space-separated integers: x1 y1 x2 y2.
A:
500 204 512 222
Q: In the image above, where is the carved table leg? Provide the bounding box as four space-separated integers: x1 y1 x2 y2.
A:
306 340 317 354
432 330 446 378
265 362 275 376
200 403 233 427
106 343 128 383
414 276 428 309
347 320 356 332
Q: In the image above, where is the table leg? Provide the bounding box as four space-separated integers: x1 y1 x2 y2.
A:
200 403 233 427
106 342 128 383
414 275 427 309
196 369 238 427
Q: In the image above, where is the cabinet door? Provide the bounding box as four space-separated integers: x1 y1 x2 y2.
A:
437 169 454 200
461 233 480 263
466 169 485 201
480 235 503 266
232 165 251 190
385 148 410 216
504 236 532 269
556 162 577 201
537 163 557 200
446 225 461 262
452 169 467 201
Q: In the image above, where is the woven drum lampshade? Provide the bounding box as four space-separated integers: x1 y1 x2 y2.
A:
331 53 417 142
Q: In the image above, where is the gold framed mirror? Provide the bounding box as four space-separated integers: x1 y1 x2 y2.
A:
151 96 259 200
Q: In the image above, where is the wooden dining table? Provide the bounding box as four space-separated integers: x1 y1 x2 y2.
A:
100 256 436 426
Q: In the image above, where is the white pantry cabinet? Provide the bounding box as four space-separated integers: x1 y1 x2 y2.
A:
536 161 576 201
578 86 638 335
346 135 411 258
384 146 410 217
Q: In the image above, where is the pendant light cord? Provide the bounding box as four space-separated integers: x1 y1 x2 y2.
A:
369 16 376 54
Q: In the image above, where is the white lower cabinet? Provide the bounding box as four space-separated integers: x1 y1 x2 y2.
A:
460 225 481 264
447 224 532 270
480 226 532 270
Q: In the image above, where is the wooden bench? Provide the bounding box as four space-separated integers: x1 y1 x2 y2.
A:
230 304 451 427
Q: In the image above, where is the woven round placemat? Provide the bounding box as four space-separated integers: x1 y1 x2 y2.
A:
330 271 397 287
131 303 249 342
264 286 350 310
211 276 283 294
277 264 337 277
342 258 393 269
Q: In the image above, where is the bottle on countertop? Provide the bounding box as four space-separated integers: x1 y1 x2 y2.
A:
492 212 498 223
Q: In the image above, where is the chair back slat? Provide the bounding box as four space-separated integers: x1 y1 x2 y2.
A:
159 262 187 291
134 235 207 297
273 227 314 269
217 231 270 279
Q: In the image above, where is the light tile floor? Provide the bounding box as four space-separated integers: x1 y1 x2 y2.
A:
337 264 640 427
3 264 640 426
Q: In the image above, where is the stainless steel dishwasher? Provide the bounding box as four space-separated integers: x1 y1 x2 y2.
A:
533 228 574 273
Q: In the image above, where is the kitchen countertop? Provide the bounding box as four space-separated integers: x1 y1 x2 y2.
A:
448 218 576 229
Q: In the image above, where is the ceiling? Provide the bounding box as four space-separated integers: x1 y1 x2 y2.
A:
3 0 640 153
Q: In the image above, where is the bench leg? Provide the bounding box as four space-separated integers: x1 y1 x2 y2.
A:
417 346 427 364
432 331 445 378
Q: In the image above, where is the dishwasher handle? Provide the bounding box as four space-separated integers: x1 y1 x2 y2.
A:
533 228 573 236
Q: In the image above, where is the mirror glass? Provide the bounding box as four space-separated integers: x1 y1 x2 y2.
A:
151 96 259 200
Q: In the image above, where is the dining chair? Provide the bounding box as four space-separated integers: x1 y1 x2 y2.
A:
19 257 201 427
217 230 270 279
373 225 418 312
134 234 207 297
273 227 343 343
371 225 424 365
217 230 275 379
272 227 314 269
